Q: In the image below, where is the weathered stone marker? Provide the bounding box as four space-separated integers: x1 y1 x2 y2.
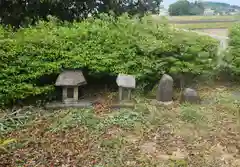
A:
181 88 200 104
156 74 173 103
116 74 136 101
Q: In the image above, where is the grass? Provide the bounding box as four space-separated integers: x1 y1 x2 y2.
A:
180 104 205 123
1 84 240 167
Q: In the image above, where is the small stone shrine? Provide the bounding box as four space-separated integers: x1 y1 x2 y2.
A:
55 70 87 104
116 74 136 101
156 74 173 104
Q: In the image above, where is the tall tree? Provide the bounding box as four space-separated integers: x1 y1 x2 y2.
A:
168 0 191 16
189 1 204 15
0 0 162 27
168 0 204 16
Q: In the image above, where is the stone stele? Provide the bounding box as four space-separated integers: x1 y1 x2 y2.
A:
156 74 174 103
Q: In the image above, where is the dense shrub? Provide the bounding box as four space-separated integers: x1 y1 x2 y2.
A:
228 24 240 76
0 14 218 106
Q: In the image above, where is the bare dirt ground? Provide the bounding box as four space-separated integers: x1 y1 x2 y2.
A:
1 84 240 167
196 28 229 37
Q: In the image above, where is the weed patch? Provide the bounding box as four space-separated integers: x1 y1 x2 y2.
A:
180 104 205 123
49 109 101 132
101 110 146 130
1 85 240 167
0 107 47 135
49 108 146 134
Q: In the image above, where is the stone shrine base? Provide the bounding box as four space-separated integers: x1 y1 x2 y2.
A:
45 100 93 109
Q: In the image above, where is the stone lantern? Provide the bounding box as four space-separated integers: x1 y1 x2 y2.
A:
116 74 136 101
55 70 87 104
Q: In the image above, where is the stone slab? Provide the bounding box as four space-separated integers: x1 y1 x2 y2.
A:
45 101 93 109
116 74 136 88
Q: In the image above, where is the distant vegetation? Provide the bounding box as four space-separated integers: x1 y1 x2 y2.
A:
169 0 204 16
203 1 240 15
169 0 240 16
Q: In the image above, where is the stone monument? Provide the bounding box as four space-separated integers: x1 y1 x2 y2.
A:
156 74 173 104
181 88 200 104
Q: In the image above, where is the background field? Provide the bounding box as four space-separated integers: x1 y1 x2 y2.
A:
173 22 233 30
164 15 239 36
168 15 240 21
197 28 229 37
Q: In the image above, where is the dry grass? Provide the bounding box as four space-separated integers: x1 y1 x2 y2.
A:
1 84 240 167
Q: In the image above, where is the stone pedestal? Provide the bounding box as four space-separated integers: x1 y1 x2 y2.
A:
119 87 132 101
116 74 136 102
62 86 79 104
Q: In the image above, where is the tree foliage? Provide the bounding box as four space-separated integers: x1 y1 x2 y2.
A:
0 14 218 106
168 0 204 16
227 24 240 76
0 0 162 27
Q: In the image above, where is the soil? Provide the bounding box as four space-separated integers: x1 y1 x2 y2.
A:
196 28 229 37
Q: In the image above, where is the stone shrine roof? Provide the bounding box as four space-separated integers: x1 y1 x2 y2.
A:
55 70 87 86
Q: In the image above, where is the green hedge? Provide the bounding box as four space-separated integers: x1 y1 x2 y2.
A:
228 23 240 76
0 14 218 106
